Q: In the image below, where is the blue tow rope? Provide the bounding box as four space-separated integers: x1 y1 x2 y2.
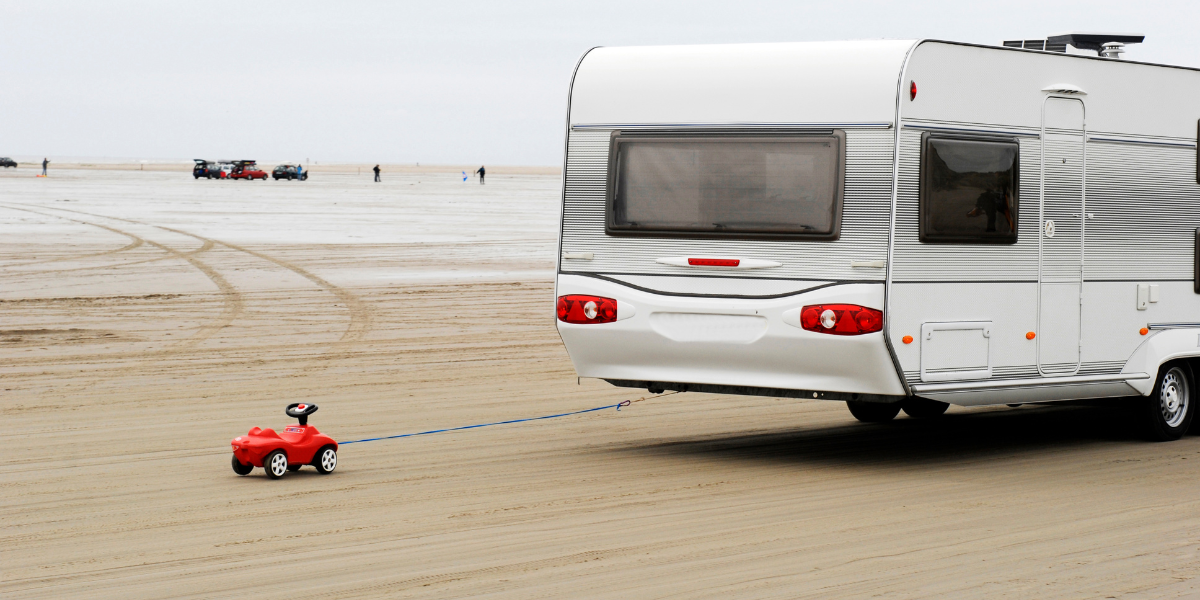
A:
338 399 633 445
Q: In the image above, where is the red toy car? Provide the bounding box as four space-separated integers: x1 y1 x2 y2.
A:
228 160 269 180
231 403 338 479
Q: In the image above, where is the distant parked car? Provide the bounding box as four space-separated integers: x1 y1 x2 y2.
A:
193 159 212 179
0 157 16 168
272 164 308 180
229 160 268 180
206 163 233 179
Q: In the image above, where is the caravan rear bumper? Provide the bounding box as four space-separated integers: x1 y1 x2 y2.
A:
555 274 907 397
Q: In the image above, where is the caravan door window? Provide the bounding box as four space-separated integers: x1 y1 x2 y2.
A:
920 134 1019 244
606 132 845 239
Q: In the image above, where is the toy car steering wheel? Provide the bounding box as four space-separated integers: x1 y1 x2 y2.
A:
286 402 319 425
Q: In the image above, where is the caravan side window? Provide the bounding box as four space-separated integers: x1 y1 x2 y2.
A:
920 133 1019 244
606 132 845 239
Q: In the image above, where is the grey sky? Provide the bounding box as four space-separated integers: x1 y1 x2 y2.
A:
2 1 1197 165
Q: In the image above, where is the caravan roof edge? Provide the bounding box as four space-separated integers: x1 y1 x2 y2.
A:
568 40 917 128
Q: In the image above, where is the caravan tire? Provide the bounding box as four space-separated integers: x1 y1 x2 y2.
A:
1140 362 1194 442
902 398 949 418
846 401 902 423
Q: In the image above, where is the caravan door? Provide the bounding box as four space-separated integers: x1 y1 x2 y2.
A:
1037 97 1086 375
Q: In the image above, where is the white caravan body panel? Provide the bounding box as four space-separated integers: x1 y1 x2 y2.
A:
556 39 1200 406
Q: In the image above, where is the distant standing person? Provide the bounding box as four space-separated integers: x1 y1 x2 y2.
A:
42 158 49 176
475 165 485 184
373 164 381 182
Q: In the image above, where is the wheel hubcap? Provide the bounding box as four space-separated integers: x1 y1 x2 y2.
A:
321 450 336 471
1159 368 1189 428
271 454 287 476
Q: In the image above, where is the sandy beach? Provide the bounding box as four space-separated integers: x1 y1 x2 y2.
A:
2 167 1199 599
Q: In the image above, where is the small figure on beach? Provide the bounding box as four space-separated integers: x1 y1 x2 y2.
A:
42 158 49 176
373 164 381 182
475 165 485 184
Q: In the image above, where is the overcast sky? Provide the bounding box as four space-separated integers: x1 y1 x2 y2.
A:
2 1 1198 165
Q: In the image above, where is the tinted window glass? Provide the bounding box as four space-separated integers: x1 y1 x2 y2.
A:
608 134 843 238
920 136 1019 243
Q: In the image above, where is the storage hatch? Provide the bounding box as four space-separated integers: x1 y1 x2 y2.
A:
920 321 993 382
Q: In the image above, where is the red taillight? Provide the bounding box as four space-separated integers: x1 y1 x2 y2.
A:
688 258 740 267
910 80 917 100
799 304 883 336
557 295 617 324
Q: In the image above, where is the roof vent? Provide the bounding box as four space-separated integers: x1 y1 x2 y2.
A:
1099 42 1126 59
1048 32 1144 58
1003 32 1143 58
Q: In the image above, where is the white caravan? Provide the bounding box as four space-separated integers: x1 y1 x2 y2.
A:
554 35 1200 440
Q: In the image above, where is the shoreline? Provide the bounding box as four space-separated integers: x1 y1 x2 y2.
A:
0 161 561 175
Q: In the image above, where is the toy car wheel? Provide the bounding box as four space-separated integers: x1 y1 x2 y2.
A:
313 446 337 474
264 449 288 479
231 455 253 476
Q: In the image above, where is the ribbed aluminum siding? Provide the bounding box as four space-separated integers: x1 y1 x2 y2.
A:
893 129 1200 282
560 129 895 282
892 130 1042 282
1086 141 1200 280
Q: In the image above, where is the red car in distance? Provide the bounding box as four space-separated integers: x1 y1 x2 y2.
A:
229 160 268 180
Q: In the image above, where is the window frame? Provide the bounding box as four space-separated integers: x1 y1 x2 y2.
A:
604 129 847 241
919 131 1021 245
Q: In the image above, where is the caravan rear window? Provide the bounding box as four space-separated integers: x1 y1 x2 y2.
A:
920 134 1020 244
606 132 845 239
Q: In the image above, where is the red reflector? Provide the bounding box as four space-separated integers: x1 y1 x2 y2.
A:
910 81 917 100
688 258 740 267
799 304 884 336
556 295 617 324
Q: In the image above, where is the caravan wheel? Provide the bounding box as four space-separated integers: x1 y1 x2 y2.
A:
846 400 901 423
902 398 949 418
1140 362 1194 441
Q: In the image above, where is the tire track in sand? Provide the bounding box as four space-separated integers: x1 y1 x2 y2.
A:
3 241 213 275
0 205 243 349
39 205 372 345
4 234 144 267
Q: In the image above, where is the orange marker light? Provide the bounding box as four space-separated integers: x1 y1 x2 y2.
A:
1140 327 1149 336
1026 332 1036 340
902 335 914 344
